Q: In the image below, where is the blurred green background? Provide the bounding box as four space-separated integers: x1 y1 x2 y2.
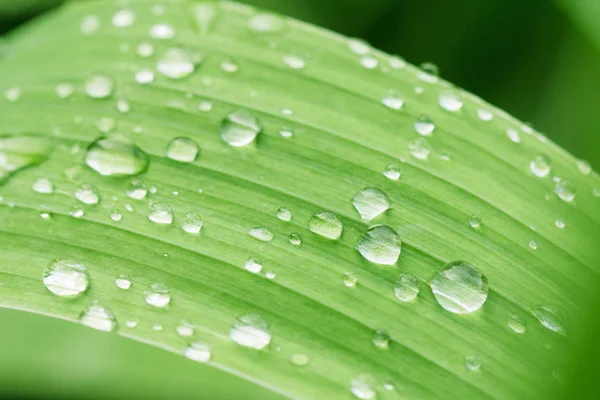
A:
1 0 599 399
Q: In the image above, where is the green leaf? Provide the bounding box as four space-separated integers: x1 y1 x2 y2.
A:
1 1 599 399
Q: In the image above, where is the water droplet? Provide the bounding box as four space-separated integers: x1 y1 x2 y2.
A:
469 214 481 229
357 225 401 265
153 323 164 331
95 117 115 133
157 48 197 79
594 188 600 198
466 355 481 372
145 283 171 308
147 203 173 225
276 207 292 221
80 15 100 35
288 233 302 245
85 136 149 176
381 91 404 110
508 314 526 334
414 116 435 136
166 137 199 162
555 219 565 229
383 164 401 180
372 329 390 349
245 257 263 274
230 314 271 350
84 75 114 99
555 180 576 203
75 184 100 205
529 240 538 250
56 83 74 99
112 9 135 28
135 69 154 84
283 55 305 69
69 206 84 218
352 188 390 222
290 354 309 366
248 13 284 32
80 303 117 332
43 259 89 297
530 155 551 178
394 273 419 302
359 56 378 69
184 342 211 362
32 178 53 194
4 87 21 102
577 160 591 176
150 23 175 39
389 56 405 69
137 41 154 57
350 375 376 400
530 305 566 335
115 275 131 289
439 90 463 112
409 137 431 160
126 180 147 200
110 210 122 222
343 272 358 287
220 60 239 73
506 128 521 143
430 261 489 314
265 271 276 279
198 101 212 112
176 320 194 336
40 212 51 220
477 109 494 121
220 110 262 147
126 321 138 328
418 62 439 83
181 212 203 234
249 227 274 242
309 211 343 240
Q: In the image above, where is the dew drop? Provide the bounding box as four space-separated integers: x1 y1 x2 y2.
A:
279 127 294 138
469 214 481 229
555 219 565 229
466 355 481 372
157 48 197 79
126 180 147 200
115 275 131 289
530 305 566 335
145 283 171 308
288 233 302 245
137 41 154 57
153 323 164 331
184 342 211 362
249 227 274 242
529 240 538 250
181 212 203 234
290 354 309 366
383 164 401 180
245 257 263 274
265 271 276 279
409 137 431 160
357 225 401 265
248 13 284 32
360 56 378 69
372 329 390 349
126 321 138 328
150 23 175 39
381 91 404 110
309 211 343 240
166 137 199 162
414 116 435 136
283 55 305 70
84 75 114 99
80 15 100 35
348 39 370 55
69 206 84 218
85 136 149 176
220 60 239 73
508 314 526 334
147 203 173 225
530 155 551 178
555 180 576 203
110 210 122 222
276 207 292 221
198 101 212 112
80 303 117 332
352 188 390 222
220 110 262 147
112 9 135 28
430 261 488 314
4 87 21 102
56 83 74 99
350 375 376 400
343 272 358 287
32 178 53 194
135 69 154 84
477 109 494 121
230 314 271 350
389 56 406 69
96 117 116 133
577 160 591 176
418 62 439 83
75 184 100 205
43 259 89 297
439 90 463 112
506 128 521 143
394 273 419 302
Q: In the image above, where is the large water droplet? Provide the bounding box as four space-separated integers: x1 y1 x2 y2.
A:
529 155 551 178
414 116 435 136
145 283 171 308
184 342 211 362
230 314 271 350
430 261 488 314
166 137 199 162
249 227 274 242
80 303 117 332
220 110 262 147
350 375 376 400
84 75 114 99
394 273 419 302
85 136 149 176
409 137 431 160
181 212 203 234
43 258 89 297
0 135 51 181
357 225 401 265
32 178 53 194
115 275 131 290
276 207 292 221
555 180 576 203
126 180 147 200
352 188 390 222
147 203 173 225
309 211 343 240
530 305 566 335
157 48 197 79
75 184 100 205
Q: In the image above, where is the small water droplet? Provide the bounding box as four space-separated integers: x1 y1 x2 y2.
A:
157 48 197 79
110 210 122 221
439 90 463 112
352 188 390 222
150 23 175 39
166 137 199 162
265 271 276 279
177 321 194 336
80 303 117 332
198 101 212 112
348 38 370 55
32 178 53 194
360 56 378 69
145 283 171 308
343 271 358 287
508 314 526 334
85 136 149 176
381 91 404 110
372 329 390 349
56 83 74 99
135 69 155 84
153 323 164 331
417 62 439 83
85 75 114 99
137 41 154 57
126 320 138 328
181 212 203 234
530 155 551 178
430 261 489 314
147 203 173 225
288 233 302 245
383 164 401 180
249 227 274 242
220 110 262 147
112 9 135 28
283 55 305 69
69 206 84 218
245 257 263 273
95 117 116 133
184 342 211 362
43 259 89 297
414 116 435 136
555 180 576 203
80 15 100 35
506 128 521 143
220 60 238 73
290 354 309 366
389 56 405 69
357 225 401 265
230 314 271 350
350 375 376 400
530 305 566 335
555 219 565 229
75 184 100 205
529 240 538 250
409 137 431 160
469 214 481 229
276 207 292 221
394 273 419 302
466 355 481 372
309 211 343 240
477 109 494 121
126 180 147 200
248 13 284 32
115 275 131 289
577 160 591 176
